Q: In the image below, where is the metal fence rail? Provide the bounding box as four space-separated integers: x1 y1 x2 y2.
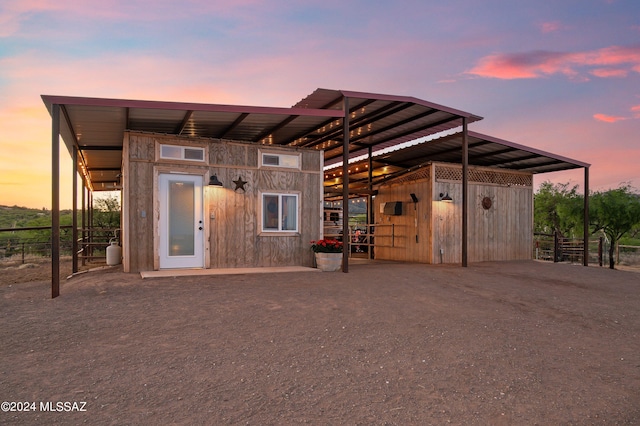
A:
0 226 119 265
533 232 639 268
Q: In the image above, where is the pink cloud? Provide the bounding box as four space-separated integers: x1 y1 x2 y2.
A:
467 51 570 79
538 21 562 34
467 45 640 80
590 68 628 78
593 113 626 123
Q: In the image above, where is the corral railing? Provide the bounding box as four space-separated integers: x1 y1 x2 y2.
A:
533 233 608 266
324 223 399 259
616 244 640 269
0 226 119 266
77 227 120 264
0 225 74 264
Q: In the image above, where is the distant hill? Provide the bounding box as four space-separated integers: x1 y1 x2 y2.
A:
0 205 72 229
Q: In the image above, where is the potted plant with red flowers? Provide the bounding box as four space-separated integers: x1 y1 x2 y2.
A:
310 239 343 271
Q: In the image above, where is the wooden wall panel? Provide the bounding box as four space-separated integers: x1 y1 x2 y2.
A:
213 142 248 167
125 135 155 272
126 132 323 271
209 140 322 267
431 181 532 264
432 182 462 264
373 177 432 262
129 134 155 161
374 162 533 265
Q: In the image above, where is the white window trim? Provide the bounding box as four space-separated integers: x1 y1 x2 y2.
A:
159 144 205 162
259 150 301 170
260 192 300 234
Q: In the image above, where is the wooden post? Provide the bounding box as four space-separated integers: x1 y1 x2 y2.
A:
342 96 350 273
391 224 395 248
51 104 60 298
553 231 559 263
598 236 603 267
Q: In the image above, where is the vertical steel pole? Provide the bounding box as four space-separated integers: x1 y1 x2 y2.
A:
342 96 350 273
81 184 86 266
72 146 78 273
88 191 93 261
462 117 469 267
583 167 590 266
51 104 60 298
367 145 373 260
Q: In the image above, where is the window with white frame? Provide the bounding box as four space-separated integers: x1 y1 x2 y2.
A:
261 193 299 232
160 144 205 162
260 151 300 169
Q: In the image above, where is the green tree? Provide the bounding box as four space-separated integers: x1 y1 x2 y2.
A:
93 195 121 229
589 185 640 269
92 194 121 242
534 182 583 237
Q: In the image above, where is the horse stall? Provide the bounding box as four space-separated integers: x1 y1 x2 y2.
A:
373 162 533 264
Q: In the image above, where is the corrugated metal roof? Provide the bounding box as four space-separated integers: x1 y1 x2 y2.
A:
294 89 483 165
323 130 590 192
42 89 484 191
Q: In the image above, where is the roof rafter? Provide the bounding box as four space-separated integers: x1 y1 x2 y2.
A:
218 113 249 138
175 110 194 135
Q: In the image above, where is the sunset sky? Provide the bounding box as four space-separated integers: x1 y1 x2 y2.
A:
1 0 639 209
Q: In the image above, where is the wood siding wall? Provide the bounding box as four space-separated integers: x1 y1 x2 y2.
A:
373 163 533 264
373 175 433 263
123 132 322 272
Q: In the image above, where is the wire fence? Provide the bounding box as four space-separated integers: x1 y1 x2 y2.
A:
0 226 119 266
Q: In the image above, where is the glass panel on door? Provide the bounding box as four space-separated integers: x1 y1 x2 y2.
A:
168 181 195 256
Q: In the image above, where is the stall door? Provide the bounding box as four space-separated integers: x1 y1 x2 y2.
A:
159 173 204 269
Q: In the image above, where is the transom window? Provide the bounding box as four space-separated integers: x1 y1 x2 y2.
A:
160 144 205 162
261 193 299 233
260 151 300 169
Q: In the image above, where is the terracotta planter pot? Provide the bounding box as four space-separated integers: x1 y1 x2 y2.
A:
314 252 343 272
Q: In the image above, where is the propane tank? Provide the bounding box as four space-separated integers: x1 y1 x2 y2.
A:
106 239 122 266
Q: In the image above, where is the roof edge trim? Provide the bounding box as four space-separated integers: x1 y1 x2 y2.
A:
468 131 591 168
41 95 344 118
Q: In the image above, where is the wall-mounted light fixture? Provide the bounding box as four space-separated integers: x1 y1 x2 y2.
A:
208 175 223 187
439 192 453 202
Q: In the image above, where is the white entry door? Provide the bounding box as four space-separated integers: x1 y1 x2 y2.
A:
159 173 204 269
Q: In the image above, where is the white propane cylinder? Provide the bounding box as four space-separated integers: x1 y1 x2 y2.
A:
106 240 122 265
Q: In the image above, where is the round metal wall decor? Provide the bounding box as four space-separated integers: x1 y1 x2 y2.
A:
481 196 492 210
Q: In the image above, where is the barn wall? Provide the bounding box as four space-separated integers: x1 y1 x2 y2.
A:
123 132 322 272
122 133 156 272
374 162 533 264
373 168 433 262
432 162 533 263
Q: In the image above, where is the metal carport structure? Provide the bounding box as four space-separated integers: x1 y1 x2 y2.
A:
43 88 588 298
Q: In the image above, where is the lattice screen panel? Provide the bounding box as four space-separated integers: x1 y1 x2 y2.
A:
435 164 532 187
392 167 431 185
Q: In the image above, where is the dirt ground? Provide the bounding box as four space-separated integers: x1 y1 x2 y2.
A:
1 259 639 425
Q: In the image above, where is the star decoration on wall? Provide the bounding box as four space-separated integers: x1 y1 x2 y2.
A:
233 176 248 192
